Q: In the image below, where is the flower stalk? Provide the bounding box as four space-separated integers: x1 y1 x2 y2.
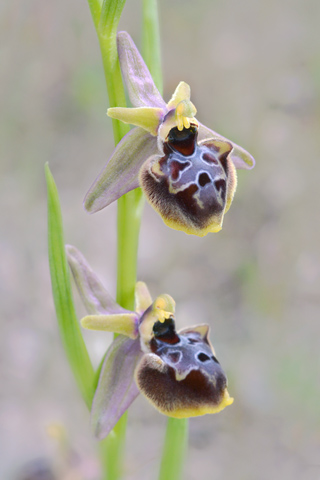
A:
158 418 188 480
142 0 162 93
86 0 139 478
94 0 144 312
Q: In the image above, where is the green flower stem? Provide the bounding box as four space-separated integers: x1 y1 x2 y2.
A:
86 0 103 30
98 1 130 144
96 0 144 312
158 418 188 480
99 413 128 480
88 0 143 478
142 0 162 93
46 164 95 409
116 190 144 310
142 1 190 477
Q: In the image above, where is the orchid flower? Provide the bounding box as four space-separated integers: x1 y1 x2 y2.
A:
67 245 233 440
84 31 255 237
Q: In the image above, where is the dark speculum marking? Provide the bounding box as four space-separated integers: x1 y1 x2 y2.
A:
197 352 211 362
168 351 182 363
188 337 199 344
151 330 223 381
175 183 200 216
198 172 212 187
166 125 198 156
215 179 226 192
202 152 219 165
202 140 231 175
140 135 231 231
214 179 226 202
168 160 190 181
140 326 228 413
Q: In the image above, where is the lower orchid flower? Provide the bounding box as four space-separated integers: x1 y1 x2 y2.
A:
67 245 234 440
84 31 255 236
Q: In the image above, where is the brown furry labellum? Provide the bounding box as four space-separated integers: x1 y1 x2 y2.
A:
135 317 233 418
139 125 237 236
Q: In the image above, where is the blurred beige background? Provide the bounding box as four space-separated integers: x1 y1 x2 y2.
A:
1 0 320 478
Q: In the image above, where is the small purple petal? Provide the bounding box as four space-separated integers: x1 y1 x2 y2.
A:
117 31 166 109
198 122 255 170
66 245 129 315
84 127 158 213
91 336 142 440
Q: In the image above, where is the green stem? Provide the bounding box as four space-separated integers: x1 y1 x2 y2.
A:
142 0 190 477
116 190 144 310
98 6 129 144
99 414 128 480
87 0 103 30
97 3 145 310
158 418 188 480
142 0 162 93
87 0 144 478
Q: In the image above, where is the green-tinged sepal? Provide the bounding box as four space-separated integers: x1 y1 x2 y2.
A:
107 107 164 136
167 81 197 132
134 281 153 315
84 127 157 214
81 313 139 339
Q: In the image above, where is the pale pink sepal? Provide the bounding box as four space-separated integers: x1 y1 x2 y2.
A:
84 127 157 213
117 31 166 109
91 336 142 440
66 245 129 315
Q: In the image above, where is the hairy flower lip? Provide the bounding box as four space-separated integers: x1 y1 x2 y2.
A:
84 31 255 236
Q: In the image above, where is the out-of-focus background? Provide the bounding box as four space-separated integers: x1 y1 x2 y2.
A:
1 0 320 478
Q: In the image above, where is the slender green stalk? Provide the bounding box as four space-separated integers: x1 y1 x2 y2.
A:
98 1 129 144
142 1 190 477
96 0 144 312
158 418 188 480
87 0 103 30
87 0 144 478
116 190 144 310
142 0 162 93
46 164 95 409
86 0 189 478
99 414 128 480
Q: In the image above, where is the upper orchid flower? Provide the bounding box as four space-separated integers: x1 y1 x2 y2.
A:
84 31 255 236
67 245 233 440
